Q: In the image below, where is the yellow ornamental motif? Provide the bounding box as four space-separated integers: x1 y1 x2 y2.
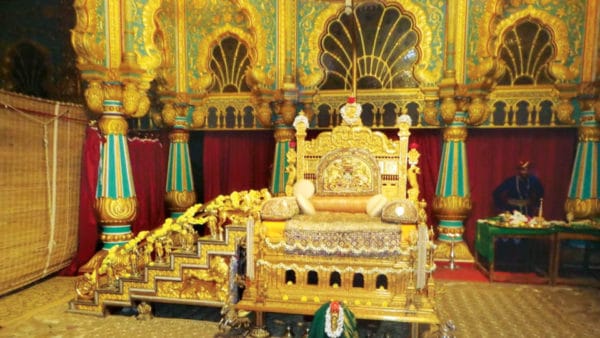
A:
84 81 104 115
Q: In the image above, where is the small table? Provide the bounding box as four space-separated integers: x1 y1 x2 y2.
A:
475 219 556 283
552 223 600 287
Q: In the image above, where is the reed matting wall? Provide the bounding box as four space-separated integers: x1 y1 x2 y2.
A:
0 90 87 295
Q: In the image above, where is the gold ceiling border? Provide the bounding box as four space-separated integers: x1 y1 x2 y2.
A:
191 1 268 92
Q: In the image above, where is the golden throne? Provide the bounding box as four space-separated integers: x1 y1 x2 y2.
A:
236 103 438 329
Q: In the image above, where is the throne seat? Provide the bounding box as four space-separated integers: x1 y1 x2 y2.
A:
282 212 402 257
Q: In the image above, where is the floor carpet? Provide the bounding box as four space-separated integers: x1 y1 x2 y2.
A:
1 275 599 337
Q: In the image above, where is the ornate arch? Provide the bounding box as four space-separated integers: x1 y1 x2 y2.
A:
472 4 575 83
300 0 436 89
191 1 269 92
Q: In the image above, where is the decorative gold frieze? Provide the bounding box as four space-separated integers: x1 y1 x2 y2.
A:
94 197 137 225
169 129 190 143
432 195 472 221
565 198 600 220
100 232 134 243
438 227 464 236
442 127 467 142
274 128 295 143
98 115 128 135
165 191 197 212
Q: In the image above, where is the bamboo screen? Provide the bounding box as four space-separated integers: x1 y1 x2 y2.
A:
0 90 87 295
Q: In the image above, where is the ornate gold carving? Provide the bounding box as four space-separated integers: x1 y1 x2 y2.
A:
165 190 197 212
71 0 104 67
467 97 489 126
103 81 123 102
422 99 440 126
434 241 474 262
442 127 467 142
122 82 141 116
191 106 206 128
579 126 600 142
98 115 128 135
432 196 472 220
438 227 464 235
255 102 273 127
556 99 576 124
565 198 600 220
138 0 163 88
178 256 230 301
472 3 574 82
94 197 137 224
169 129 190 143
317 148 379 196
100 232 134 243
279 100 296 125
440 98 457 124
274 128 295 143
84 80 104 115
161 103 177 127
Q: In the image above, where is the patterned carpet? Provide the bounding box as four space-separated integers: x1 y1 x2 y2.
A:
1 276 599 337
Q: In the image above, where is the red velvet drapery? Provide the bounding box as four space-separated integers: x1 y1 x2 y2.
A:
202 131 275 201
62 127 168 275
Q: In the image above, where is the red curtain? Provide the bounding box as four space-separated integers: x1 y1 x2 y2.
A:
464 128 577 248
62 127 101 275
202 131 275 201
62 127 168 275
128 136 168 234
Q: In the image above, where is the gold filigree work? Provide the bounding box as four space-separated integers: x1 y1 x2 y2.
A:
94 197 138 224
98 115 129 135
432 195 472 221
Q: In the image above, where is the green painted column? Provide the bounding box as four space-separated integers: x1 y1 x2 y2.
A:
270 124 296 196
95 82 137 250
165 105 196 218
433 111 473 261
565 109 600 220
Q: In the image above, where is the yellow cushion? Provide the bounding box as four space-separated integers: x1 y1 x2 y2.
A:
381 199 419 224
293 179 315 198
366 194 388 217
297 194 316 215
310 195 372 213
261 197 299 221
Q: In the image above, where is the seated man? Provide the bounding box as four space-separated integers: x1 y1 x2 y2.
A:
493 160 544 217
492 161 545 271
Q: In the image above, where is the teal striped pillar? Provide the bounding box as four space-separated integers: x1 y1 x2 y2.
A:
95 84 137 250
165 113 196 218
270 125 295 196
565 110 600 220
433 111 473 261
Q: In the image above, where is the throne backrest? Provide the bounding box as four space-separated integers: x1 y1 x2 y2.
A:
316 148 380 196
292 115 412 201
